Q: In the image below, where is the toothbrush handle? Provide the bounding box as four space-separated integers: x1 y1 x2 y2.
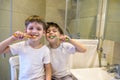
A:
49 36 70 42
13 33 32 38
60 37 70 42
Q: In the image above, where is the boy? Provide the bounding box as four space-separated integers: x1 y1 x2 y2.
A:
46 22 86 80
0 15 51 80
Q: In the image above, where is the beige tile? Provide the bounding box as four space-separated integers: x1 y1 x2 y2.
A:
0 10 10 26
0 0 10 10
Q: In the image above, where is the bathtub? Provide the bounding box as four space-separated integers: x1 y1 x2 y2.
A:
70 39 99 68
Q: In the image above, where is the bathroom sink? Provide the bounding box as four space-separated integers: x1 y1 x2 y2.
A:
70 68 114 80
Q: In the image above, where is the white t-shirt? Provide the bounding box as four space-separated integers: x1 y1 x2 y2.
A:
10 41 50 80
49 42 76 78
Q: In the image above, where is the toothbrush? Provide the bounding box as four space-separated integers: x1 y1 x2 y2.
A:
13 33 36 38
49 36 70 42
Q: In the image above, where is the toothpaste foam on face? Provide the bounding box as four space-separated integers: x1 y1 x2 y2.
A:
49 36 56 39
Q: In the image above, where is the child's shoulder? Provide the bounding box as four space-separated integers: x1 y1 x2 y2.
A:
62 42 73 46
60 42 75 49
41 45 50 53
11 41 25 46
42 44 50 49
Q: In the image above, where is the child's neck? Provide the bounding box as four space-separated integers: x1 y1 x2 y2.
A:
27 40 43 49
49 41 61 48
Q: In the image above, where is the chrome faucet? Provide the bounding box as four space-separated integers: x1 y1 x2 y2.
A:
114 64 120 79
107 64 120 79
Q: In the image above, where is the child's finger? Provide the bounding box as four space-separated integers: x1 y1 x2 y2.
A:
60 35 70 42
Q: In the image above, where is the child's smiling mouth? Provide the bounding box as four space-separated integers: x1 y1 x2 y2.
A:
49 36 56 39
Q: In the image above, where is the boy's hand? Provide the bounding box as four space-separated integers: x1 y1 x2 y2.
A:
13 31 36 40
59 35 70 42
12 31 25 40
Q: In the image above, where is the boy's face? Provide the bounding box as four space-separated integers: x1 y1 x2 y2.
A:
46 26 62 42
25 22 45 40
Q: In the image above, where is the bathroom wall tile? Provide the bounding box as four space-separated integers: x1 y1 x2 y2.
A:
102 40 114 65
113 42 120 64
12 13 27 31
45 0 65 29
45 7 64 27
0 27 10 41
0 0 10 10
0 10 10 41
105 0 120 42
0 10 10 26
46 0 65 9
107 0 120 22
12 0 45 17
105 23 120 42
10 0 46 34
102 40 120 65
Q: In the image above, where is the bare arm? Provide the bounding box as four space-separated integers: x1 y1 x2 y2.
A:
0 36 15 54
0 31 25 54
60 35 87 53
69 39 87 52
44 63 52 80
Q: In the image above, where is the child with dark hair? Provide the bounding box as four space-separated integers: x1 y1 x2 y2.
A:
0 15 51 80
46 22 86 80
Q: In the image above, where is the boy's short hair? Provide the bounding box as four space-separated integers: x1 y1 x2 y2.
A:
46 22 64 34
25 15 46 30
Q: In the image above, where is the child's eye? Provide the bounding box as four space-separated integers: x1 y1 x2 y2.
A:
37 28 41 31
53 30 57 32
29 27 33 30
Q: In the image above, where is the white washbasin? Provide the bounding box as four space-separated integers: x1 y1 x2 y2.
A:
70 68 114 80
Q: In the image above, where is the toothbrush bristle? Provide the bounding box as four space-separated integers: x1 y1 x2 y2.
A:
49 36 55 39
